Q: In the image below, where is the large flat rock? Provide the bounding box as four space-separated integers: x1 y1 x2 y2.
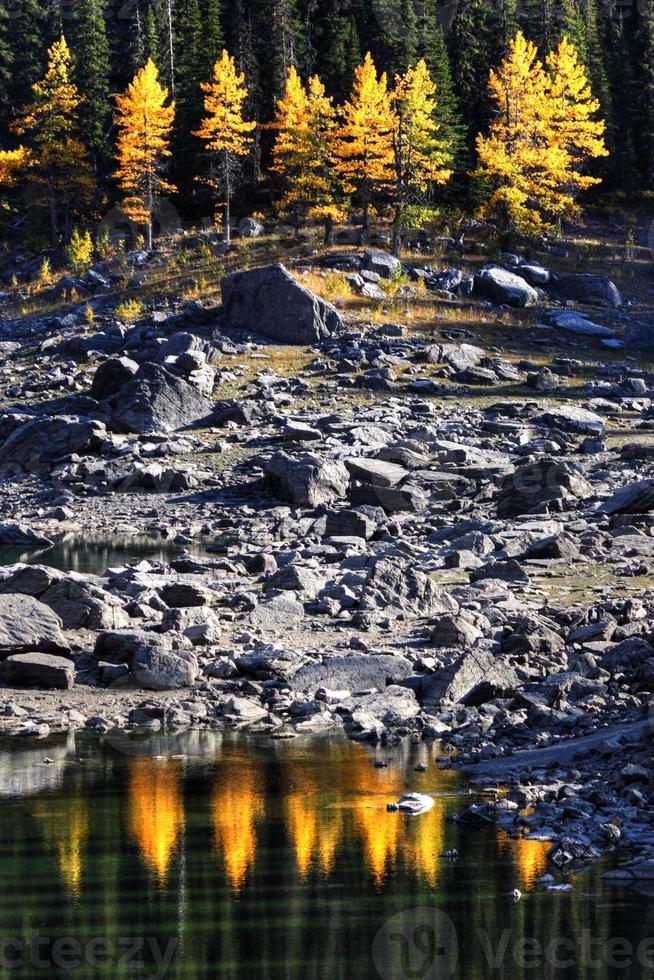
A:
0 653 74 690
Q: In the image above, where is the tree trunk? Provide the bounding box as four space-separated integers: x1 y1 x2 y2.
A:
392 203 402 257
362 198 369 232
224 157 231 245
323 213 334 246
146 176 153 251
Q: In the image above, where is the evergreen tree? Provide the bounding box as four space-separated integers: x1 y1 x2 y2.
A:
449 0 494 151
9 0 45 112
201 0 224 79
0 2 13 138
72 0 111 170
144 2 162 67
635 0 654 186
422 26 466 169
270 0 304 106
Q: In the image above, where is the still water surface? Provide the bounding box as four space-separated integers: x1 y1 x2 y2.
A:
0 732 651 979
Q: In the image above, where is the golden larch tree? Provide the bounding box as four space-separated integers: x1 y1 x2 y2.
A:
475 31 607 236
114 59 175 250
271 67 341 241
545 36 608 224
390 59 452 255
13 36 94 247
194 49 256 244
0 148 29 212
475 32 556 235
331 52 394 230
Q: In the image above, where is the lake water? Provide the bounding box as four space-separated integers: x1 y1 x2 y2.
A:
0 732 651 980
0 534 224 576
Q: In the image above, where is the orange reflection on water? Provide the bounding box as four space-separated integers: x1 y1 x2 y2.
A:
283 741 456 886
498 831 551 889
128 758 185 882
35 794 88 897
211 759 264 892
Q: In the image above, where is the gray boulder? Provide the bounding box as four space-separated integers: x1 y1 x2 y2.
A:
0 653 74 690
600 479 654 515
550 274 622 308
248 593 305 628
131 644 198 691
237 216 264 238
350 685 420 727
220 264 341 343
109 363 213 434
536 404 605 436
265 452 349 506
90 356 139 400
0 595 69 657
474 265 538 307
417 648 519 705
362 250 401 279
39 578 129 630
0 416 109 473
293 653 412 693
358 557 458 621
496 457 592 517
0 524 53 547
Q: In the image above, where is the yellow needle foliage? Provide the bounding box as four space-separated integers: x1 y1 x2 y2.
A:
270 67 342 235
12 36 94 244
195 49 255 240
114 58 175 248
476 31 607 235
390 59 452 251
331 52 394 228
545 35 608 206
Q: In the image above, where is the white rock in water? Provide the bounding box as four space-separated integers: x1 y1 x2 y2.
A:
395 793 435 815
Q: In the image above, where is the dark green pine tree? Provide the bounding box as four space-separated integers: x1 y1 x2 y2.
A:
603 13 638 191
421 24 466 169
144 1 162 66
173 0 205 205
399 0 418 70
0 1 13 139
491 0 519 59
200 0 224 78
307 2 357 103
8 0 45 112
344 16 363 89
270 0 305 105
449 0 494 154
72 0 111 171
636 0 654 187
550 0 582 46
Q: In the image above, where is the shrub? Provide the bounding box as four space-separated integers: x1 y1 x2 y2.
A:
115 297 143 321
66 228 93 273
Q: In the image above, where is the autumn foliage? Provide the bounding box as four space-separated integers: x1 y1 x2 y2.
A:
114 58 175 249
194 49 256 242
476 32 607 235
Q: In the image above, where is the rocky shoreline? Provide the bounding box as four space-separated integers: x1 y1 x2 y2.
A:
1 246 654 886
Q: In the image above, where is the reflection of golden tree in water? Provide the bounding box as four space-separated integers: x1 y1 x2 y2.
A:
35 792 89 897
283 741 456 885
211 758 265 892
498 831 551 889
128 758 185 883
